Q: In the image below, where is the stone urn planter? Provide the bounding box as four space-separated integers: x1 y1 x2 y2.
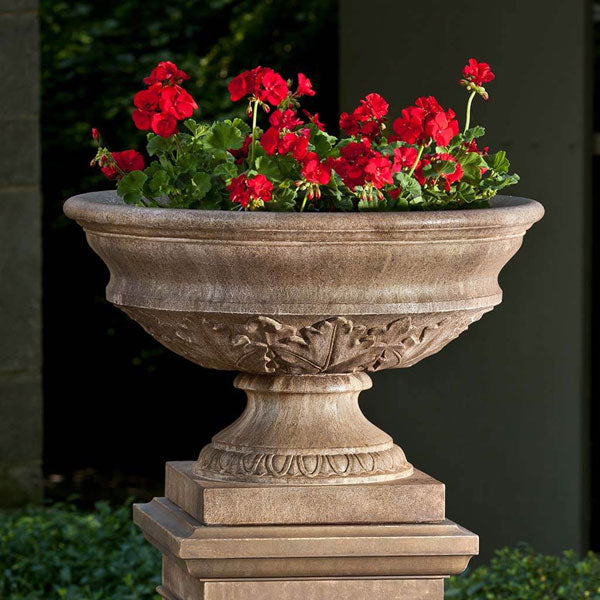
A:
64 191 543 600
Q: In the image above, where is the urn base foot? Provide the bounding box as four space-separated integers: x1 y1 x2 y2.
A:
167 460 444 525
193 373 414 485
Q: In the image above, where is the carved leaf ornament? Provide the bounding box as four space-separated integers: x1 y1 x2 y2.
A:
122 308 486 374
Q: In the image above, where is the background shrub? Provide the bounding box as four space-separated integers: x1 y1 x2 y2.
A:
446 545 600 599
0 503 160 600
3 503 600 599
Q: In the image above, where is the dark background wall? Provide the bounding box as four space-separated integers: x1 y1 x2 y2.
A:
340 0 592 559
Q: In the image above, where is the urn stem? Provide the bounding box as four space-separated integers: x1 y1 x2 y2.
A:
193 373 413 485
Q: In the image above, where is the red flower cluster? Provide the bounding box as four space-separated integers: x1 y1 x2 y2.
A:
339 93 388 140
328 139 392 191
100 150 145 180
228 67 289 106
462 58 495 87
261 127 310 160
414 153 463 191
392 96 459 147
227 173 273 209
132 61 198 138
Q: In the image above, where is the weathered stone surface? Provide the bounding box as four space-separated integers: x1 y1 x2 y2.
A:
0 0 38 12
166 461 444 525
0 12 39 115
134 497 478 580
160 556 444 600
0 189 41 372
0 375 42 507
0 0 41 508
0 120 40 186
195 373 413 485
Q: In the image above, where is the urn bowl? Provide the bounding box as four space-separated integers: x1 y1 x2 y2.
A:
65 192 543 485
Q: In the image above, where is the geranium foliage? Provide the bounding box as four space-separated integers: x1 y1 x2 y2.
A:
91 58 518 211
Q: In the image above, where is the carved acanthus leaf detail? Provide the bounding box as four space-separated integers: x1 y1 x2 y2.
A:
120 308 488 374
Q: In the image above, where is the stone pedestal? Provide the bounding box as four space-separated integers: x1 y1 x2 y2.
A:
134 480 477 600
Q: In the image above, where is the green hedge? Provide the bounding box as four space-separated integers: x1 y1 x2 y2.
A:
0 503 160 600
446 546 600 599
2 503 600 599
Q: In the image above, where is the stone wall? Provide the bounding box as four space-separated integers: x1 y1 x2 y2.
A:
0 0 42 506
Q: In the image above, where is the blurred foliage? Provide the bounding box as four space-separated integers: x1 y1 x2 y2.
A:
3 503 599 600
446 545 600 599
0 502 160 600
40 0 338 217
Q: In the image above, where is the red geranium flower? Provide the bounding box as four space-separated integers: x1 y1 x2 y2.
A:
424 109 459 146
360 93 389 120
301 152 331 185
296 73 315 97
392 106 426 145
392 146 419 172
134 88 160 111
269 109 303 131
260 126 281 155
101 150 145 180
278 129 310 160
339 93 389 140
258 69 289 105
227 173 273 208
159 86 198 120
415 96 443 113
144 61 189 86
132 109 153 131
364 155 393 188
462 58 495 86
151 112 178 137
392 96 458 148
228 67 289 106
303 110 325 130
91 128 100 143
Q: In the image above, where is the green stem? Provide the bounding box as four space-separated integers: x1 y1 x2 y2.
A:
250 99 259 166
408 145 424 177
464 91 476 133
300 194 308 212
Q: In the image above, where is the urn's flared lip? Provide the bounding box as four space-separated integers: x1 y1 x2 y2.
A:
64 191 544 234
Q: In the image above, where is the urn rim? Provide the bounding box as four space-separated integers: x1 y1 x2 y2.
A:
64 191 543 236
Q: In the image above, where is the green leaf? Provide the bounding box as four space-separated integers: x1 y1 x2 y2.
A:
231 117 251 136
485 150 510 174
213 161 238 180
309 125 337 156
395 172 422 200
191 172 212 200
255 155 282 181
463 125 485 141
146 134 175 157
147 169 170 196
205 120 245 151
458 152 487 182
269 185 298 211
117 171 148 205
